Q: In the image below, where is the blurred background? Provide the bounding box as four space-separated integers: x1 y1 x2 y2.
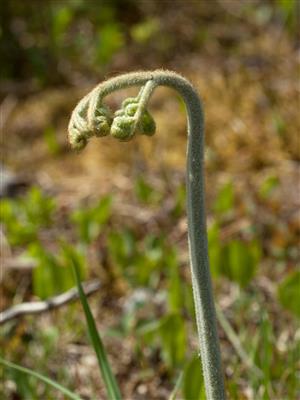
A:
0 0 299 399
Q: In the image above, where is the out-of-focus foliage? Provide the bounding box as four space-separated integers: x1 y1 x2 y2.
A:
1 173 298 397
182 355 205 400
1 0 299 399
278 270 300 318
0 187 55 245
0 0 128 86
1 0 299 88
71 195 112 244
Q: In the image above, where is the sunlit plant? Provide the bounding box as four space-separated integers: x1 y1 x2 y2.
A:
68 70 226 399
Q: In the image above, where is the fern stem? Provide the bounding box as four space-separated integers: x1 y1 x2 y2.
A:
69 70 226 399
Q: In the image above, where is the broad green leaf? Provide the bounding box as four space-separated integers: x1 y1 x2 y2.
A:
134 235 164 286
28 242 81 299
221 240 260 287
71 196 112 244
95 24 124 65
0 199 15 223
167 248 184 312
0 188 55 246
159 313 186 368
182 354 205 400
208 222 221 278
3 221 37 246
276 0 297 18
22 186 56 226
43 126 61 156
134 176 155 204
131 18 159 43
52 6 73 44
183 283 195 320
108 229 135 269
137 313 186 369
93 195 112 222
276 0 298 33
172 183 186 218
278 270 300 318
29 243 57 299
213 181 234 214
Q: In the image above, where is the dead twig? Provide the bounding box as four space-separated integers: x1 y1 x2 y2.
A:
0 280 101 325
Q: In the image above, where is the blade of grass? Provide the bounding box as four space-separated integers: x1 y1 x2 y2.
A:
0 357 82 400
66 246 122 400
216 304 263 378
169 371 183 400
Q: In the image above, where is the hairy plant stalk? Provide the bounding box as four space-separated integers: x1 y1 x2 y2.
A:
68 70 226 399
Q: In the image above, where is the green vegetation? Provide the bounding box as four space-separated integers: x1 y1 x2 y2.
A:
1 176 299 398
1 1 299 399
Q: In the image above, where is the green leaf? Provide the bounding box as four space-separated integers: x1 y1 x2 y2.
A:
71 196 112 244
0 199 15 223
134 235 164 286
0 198 37 246
134 176 155 204
221 240 260 287
22 186 56 226
43 126 61 156
0 357 82 400
182 282 195 319
29 243 57 299
52 6 73 43
159 313 186 368
0 188 55 246
276 0 298 32
213 181 234 215
137 313 186 369
130 18 159 43
278 270 300 318
95 24 124 65
172 184 186 218
108 229 135 269
167 248 184 312
182 354 205 400
3 221 37 246
208 222 221 278
28 242 80 299
64 244 122 400
93 195 112 224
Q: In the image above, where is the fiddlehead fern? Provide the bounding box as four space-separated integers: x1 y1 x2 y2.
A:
68 70 226 400
69 102 113 149
112 83 156 140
